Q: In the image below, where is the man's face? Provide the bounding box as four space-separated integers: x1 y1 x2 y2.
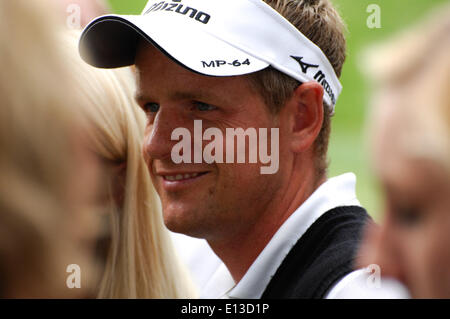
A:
135 44 287 241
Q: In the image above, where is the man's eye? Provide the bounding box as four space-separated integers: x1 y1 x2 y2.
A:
194 101 216 112
144 103 160 113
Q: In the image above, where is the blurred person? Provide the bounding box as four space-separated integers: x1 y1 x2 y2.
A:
357 4 450 298
0 0 101 298
61 30 196 298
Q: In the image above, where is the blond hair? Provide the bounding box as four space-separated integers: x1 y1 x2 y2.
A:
247 0 347 179
364 4 450 172
0 0 99 297
61 31 196 298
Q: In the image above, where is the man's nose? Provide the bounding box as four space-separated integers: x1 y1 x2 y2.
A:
143 107 183 161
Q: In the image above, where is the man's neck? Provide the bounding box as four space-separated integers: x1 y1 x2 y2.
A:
208 168 327 283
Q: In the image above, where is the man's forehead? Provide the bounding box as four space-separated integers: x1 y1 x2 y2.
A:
135 41 202 82
134 41 162 71
135 44 255 92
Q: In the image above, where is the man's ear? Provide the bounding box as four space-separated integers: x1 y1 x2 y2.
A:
282 81 324 153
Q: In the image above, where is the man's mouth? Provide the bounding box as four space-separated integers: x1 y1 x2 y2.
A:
163 172 207 181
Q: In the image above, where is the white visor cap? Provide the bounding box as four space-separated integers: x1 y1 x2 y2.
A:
79 0 342 111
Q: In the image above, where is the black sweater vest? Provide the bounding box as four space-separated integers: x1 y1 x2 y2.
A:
261 206 370 299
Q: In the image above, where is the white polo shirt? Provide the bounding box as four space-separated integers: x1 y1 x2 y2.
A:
172 173 410 299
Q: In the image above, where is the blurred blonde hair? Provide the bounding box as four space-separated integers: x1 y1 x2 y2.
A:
363 4 450 173
61 30 196 298
0 0 99 297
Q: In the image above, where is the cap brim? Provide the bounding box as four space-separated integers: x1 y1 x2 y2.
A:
79 14 269 76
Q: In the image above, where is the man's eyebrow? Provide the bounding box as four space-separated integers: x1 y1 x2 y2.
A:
171 91 205 100
172 89 227 102
134 93 141 102
134 92 149 104
134 90 221 103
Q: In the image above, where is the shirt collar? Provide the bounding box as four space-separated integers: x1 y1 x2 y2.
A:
226 172 361 299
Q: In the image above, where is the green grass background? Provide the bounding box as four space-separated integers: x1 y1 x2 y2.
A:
107 0 449 220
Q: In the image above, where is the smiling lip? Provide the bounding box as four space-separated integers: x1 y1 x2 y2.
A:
156 171 210 190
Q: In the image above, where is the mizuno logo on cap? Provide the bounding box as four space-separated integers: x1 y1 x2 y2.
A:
291 55 336 105
291 56 319 74
143 0 211 24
